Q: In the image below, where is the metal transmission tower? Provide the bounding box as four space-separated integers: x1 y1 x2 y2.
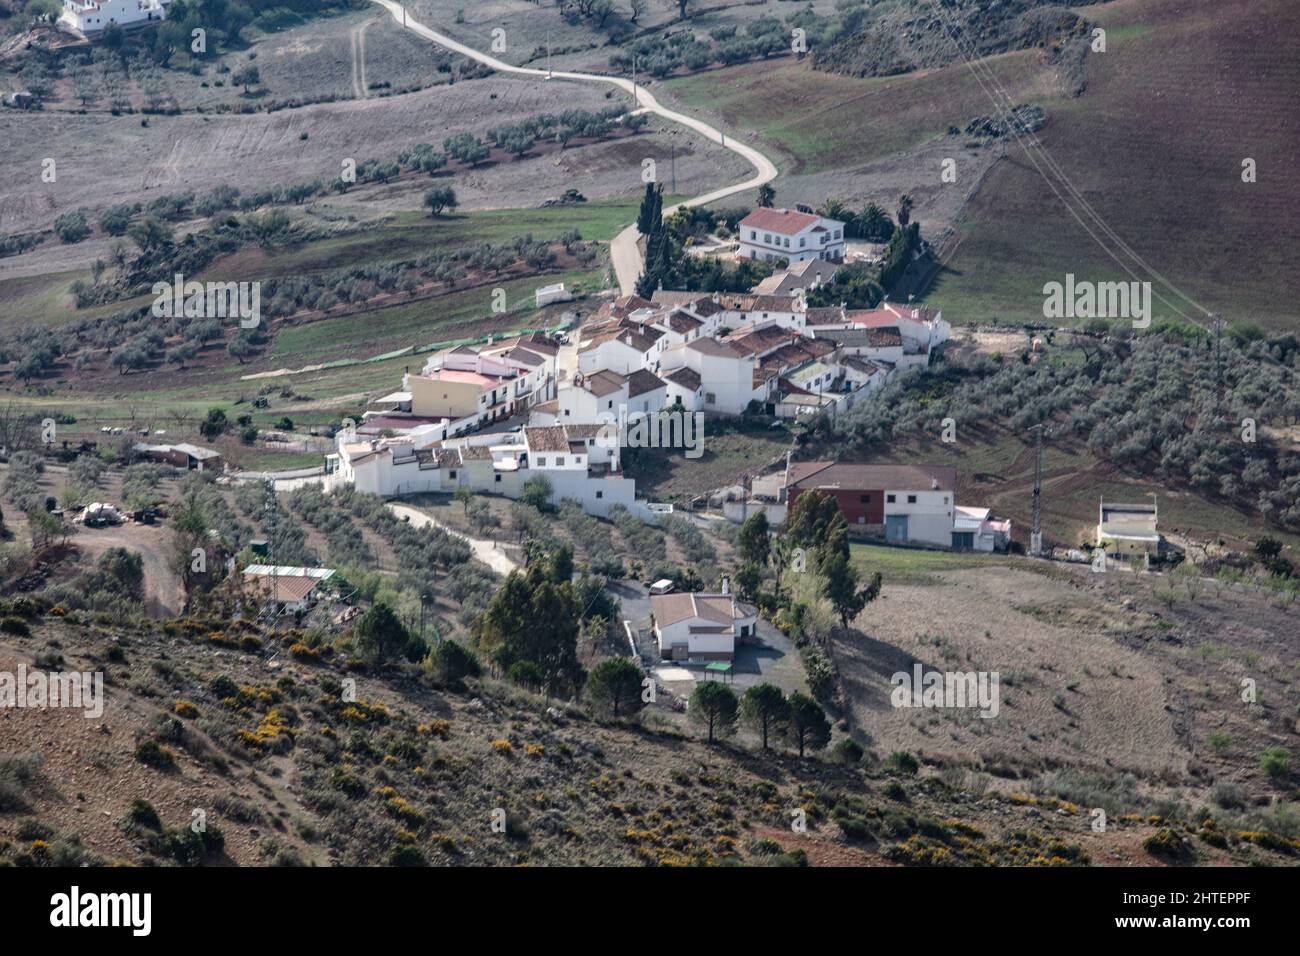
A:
1029 424 1044 557
1210 313 1225 407
262 478 280 629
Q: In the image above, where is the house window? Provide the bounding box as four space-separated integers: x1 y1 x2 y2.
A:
750 230 757 240
596 490 603 499
943 495 949 504
556 457 565 466
800 237 806 248
859 494 871 504
886 494 896 503
608 400 614 408
764 233 772 243
537 457 546 467
449 470 457 479
564 409 570 416
706 392 716 404
907 494 917 504
494 474 502 483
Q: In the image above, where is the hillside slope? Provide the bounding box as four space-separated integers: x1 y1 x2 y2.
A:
925 0 1300 328
1 602 1296 867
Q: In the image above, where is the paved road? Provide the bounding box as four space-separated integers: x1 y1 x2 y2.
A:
371 0 779 295
387 501 518 575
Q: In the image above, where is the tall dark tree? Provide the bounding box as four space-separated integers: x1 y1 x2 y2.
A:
740 682 789 750
690 681 738 743
897 194 914 226
786 691 831 757
587 657 646 720
355 602 411 666
822 551 881 628
738 510 771 567
636 182 663 236
757 183 775 208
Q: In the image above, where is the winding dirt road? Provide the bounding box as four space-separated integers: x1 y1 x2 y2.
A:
370 0 778 294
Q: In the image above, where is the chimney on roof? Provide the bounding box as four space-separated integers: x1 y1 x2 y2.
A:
931 478 940 490
720 575 730 596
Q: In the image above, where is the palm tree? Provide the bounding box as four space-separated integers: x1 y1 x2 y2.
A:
819 198 849 221
856 203 891 241
897 194 915 226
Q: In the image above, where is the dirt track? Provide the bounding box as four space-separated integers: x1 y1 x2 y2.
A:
72 522 183 619
369 0 778 295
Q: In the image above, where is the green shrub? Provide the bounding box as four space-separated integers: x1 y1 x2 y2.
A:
886 751 920 776
1260 747 1291 781
134 740 175 769
832 738 864 765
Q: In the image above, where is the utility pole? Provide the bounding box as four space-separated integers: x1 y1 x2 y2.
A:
263 478 280 629
670 140 676 194
1210 313 1225 407
1029 424 1043 557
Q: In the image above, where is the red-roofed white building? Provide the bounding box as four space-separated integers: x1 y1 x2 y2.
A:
847 303 951 353
738 208 845 264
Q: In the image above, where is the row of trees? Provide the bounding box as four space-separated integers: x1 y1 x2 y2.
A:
586 658 834 756
829 327 1300 529
634 183 771 295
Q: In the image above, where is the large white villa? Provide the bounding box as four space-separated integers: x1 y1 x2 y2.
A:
60 0 169 34
737 207 845 264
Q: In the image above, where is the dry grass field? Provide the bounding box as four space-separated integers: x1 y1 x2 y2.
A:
837 554 1299 826
663 0 1300 330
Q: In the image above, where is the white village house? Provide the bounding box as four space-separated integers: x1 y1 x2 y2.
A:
649 589 756 662
61 0 168 33
737 208 845 263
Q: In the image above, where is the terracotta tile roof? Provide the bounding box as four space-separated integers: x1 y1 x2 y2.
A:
788 462 956 492
740 208 821 235
651 592 749 628
688 297 724 317
687 337 750 359
497 331 559 356
458 444 494 460
661 309 704 334
730 324 793 356
626 369 667 398
245 573 320 604
866 327 903 347
650 290 703 308
581 369 627 397
805 306 845 324
525 426 571 453
883 302 941 322
664 367 701 390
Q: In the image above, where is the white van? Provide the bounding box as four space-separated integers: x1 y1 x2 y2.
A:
648 579 675 595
